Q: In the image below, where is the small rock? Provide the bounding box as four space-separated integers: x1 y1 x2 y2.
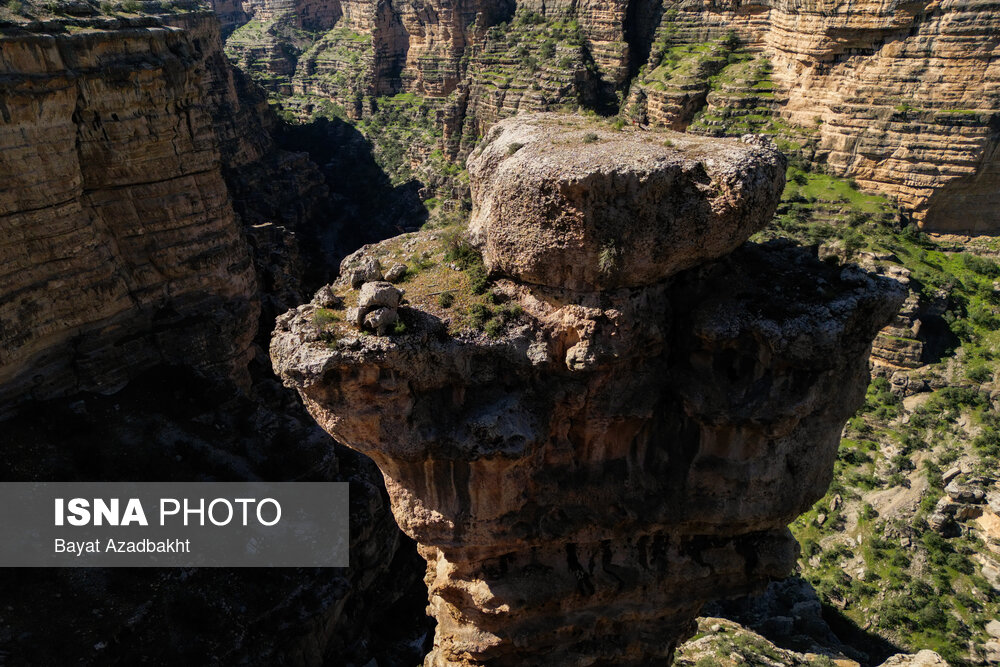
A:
385 263 408 283
816 513 827 526
350 257 383 288
311 284 342 308
988 491 1000 514
364 307 398 336
942 466 963 485
346 307 363 328
986 641 1000 665
359 282 402 310
986 619 1000 639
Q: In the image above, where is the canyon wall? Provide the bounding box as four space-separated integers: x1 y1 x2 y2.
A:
0 5 337 413
0 9 258 411
0 4 426 664
272 115 906 665
216 0 1000 233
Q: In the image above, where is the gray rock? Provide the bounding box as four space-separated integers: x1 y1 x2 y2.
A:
311 285 342 308
385 263 408 283
986 641 1000 665
466 113 786 291
942 466 963 485
359 282 402 310
878 649 949 666
364 307 398 336
350 257 383 288
986 619 1000 639
988 491 1000 514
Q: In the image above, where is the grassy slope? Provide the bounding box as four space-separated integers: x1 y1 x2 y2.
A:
754 166 1000 665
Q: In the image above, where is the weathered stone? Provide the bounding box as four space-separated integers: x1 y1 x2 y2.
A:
878 650 950 666
0 10 263 414
350 258 384 288
385 263 408 283
311 284 343 308
363 307 398 336
358 281 402 310
467 114 786 291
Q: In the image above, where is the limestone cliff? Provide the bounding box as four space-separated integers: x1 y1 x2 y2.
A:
216 0 1000 233
272 114 906 665
0 7 258 411
0 4 427 664
0 3 336 413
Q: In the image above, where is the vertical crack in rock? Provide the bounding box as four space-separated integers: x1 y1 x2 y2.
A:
272 113 906 666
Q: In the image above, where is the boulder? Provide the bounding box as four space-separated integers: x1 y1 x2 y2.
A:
385 263 408 283
358 282 402 311
467 113 786 291
363 307 398 336
350 257 383 288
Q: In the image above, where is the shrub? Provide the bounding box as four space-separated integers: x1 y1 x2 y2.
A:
582 132 599 144
468 304 491 329
313 308 340 328
963 254 1000 278
6 0 22 12
122 0 140 12
484 318 503 338
507 142 524 156
967 364 993 384
598 242 620 275
437 292 455 309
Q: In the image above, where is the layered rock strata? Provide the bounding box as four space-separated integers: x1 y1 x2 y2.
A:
273 114 906 665
218 0 1000 232
0 8 257 410
0 6 333 412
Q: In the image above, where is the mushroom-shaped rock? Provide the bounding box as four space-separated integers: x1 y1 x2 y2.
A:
272 113 905 667
467 113 786 291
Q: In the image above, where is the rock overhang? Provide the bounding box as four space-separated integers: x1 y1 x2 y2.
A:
467 113 787 291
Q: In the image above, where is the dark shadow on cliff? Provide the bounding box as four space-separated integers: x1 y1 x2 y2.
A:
706 575 903 666
0 365 433 666
274 115 428 274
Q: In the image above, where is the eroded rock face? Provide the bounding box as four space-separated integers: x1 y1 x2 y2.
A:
218 0 1000 233
0 8 332 413
272 116 905 665
468 115 786 290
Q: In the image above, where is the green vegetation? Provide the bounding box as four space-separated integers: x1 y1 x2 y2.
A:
765 167 1000 665
437 291 455 309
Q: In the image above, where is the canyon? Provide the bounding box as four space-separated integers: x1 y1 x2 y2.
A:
0 0 996 664
272 115 905 665
0 3 426 664
216 0 1000 234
